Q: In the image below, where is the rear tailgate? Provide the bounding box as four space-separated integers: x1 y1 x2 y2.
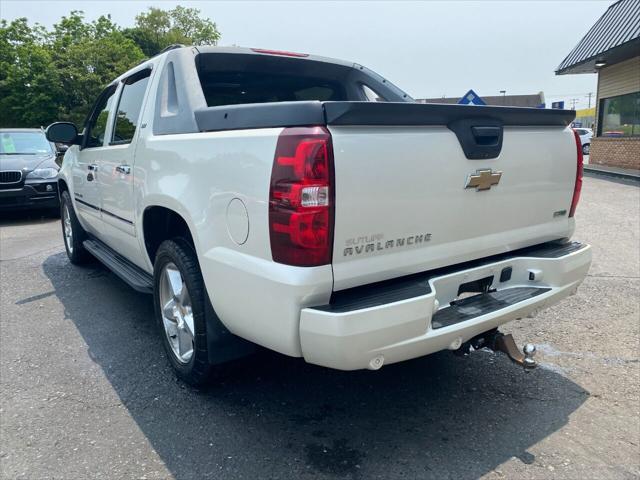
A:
325 102 578 291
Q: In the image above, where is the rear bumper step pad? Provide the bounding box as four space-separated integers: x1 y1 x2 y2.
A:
432 287 550 329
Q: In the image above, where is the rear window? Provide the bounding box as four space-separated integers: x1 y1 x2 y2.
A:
197 53 348 107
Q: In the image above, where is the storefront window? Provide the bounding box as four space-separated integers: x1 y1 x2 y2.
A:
598 91 640 137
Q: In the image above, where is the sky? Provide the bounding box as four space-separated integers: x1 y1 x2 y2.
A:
0 0 612 110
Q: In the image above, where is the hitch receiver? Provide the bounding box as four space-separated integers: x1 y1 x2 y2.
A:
467 330 537 370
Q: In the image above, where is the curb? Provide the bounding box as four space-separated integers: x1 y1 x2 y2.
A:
583 165 640 183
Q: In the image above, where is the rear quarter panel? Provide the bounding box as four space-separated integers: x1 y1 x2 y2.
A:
134 129 333 356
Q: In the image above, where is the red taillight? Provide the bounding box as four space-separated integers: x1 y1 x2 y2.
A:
251 48 309 58
569 129 584 217
269 127 334 266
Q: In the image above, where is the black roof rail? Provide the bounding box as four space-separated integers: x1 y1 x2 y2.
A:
137 44 187 66
159 44 186 54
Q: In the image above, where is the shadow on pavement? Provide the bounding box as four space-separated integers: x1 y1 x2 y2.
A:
0 208 59 227
42 252 588 480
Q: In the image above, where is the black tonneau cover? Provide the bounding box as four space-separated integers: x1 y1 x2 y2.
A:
194 101 575 133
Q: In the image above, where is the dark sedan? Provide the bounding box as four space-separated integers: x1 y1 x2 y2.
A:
0 128 60 213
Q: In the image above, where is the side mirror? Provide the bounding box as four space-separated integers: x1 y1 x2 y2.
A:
46 122 79 145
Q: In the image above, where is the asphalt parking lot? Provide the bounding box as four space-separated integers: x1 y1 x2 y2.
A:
1 175 638 480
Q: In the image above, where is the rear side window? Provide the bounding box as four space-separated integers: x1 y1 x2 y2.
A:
197 53 348 107
112 69 151 145
362 84 386 102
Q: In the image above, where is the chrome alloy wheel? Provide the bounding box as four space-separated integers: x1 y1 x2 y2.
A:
159 262 195 363
63 205 73 254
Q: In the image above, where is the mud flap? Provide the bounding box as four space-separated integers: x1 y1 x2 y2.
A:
205 287 256 365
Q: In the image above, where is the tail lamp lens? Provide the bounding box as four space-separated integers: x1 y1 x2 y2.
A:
569 129 584 217
269 127 334 266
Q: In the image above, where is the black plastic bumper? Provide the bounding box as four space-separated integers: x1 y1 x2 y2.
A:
0 181 59 210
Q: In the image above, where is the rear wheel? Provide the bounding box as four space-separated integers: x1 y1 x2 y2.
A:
154 239 213 386
582 143 590 156
60 190 92 264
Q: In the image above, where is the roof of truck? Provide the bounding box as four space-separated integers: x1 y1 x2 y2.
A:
118 45 360 87
192 45 356 68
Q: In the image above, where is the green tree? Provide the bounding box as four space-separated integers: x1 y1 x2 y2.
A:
0 7 221 128
49 11 145 125
0 18 61 127
124 6 221 57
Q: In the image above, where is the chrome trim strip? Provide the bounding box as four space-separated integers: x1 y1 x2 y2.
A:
74 196 134 226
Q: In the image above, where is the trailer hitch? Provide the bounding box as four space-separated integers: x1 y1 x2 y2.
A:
491 333 537 370
458 329 537 371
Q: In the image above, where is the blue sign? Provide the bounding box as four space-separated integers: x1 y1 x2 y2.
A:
552 101 565 109
458 89 486 106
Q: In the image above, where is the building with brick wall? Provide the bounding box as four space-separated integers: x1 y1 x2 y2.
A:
556 0 640 170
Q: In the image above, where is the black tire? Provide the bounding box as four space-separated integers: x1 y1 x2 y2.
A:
153 238 213 386
582 143 590 156
60 190 92 264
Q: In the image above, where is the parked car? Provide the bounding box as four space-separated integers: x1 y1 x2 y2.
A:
573 127 593 155
0 128 60 212
46 46 591 385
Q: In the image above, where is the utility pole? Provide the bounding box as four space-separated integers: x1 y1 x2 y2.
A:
570 98 579 110
586 92 593 109
499 90 506 106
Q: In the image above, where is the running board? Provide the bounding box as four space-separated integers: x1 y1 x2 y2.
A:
432 287 550 329
83 239 153 294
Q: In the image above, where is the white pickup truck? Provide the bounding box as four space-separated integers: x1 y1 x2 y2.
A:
46 45 591 385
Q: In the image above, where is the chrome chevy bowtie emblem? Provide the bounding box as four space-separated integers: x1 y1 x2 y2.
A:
465 169 502 191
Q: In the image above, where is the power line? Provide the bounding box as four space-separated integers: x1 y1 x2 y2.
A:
586 92 593 109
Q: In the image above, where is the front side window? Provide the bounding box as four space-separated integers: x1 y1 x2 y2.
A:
112 69 151 145
85 86 117 148
0 131 53 155
598 91 640 137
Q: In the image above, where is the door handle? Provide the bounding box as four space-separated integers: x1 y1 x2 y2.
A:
115 165 131 175
86 164 98 181
471 126 501 146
